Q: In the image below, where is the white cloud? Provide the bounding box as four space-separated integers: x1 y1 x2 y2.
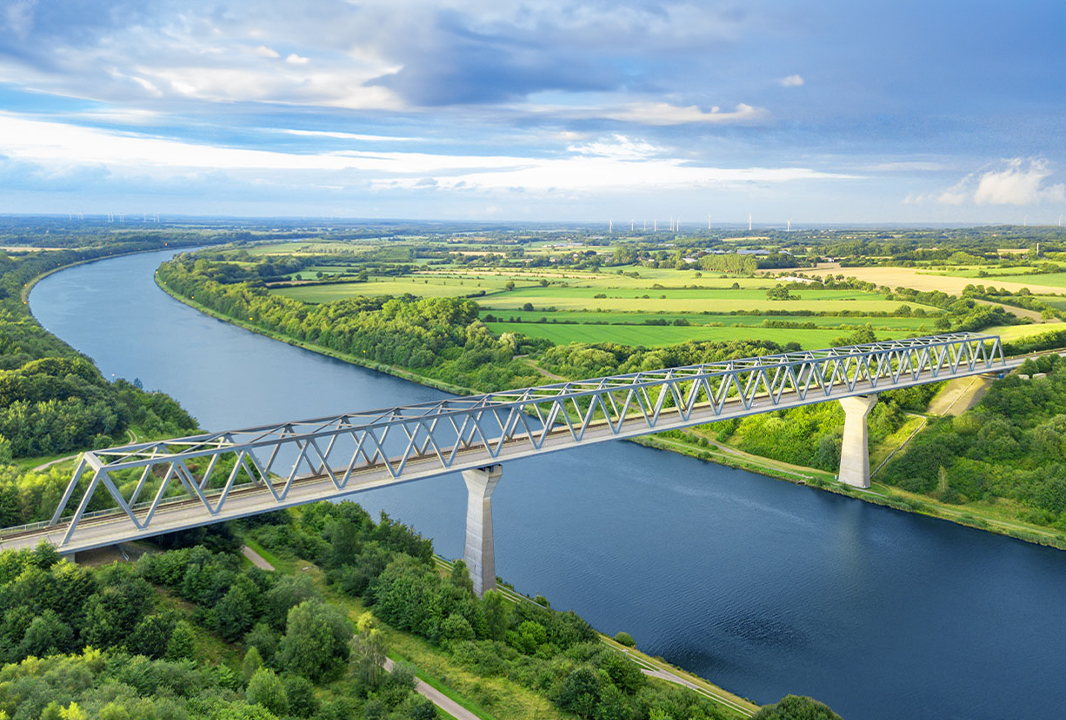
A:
281 129 419 142
251 45 280 59
974 159 1065 205
779 74 804 87
566 135 658 160
0 114 848 194
285 53 310 65
907 158 1066 206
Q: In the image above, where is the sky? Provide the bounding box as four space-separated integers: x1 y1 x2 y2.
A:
0 0 1064 225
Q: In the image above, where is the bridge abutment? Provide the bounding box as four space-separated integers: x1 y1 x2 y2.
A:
463 464 503 597
838 394 878 488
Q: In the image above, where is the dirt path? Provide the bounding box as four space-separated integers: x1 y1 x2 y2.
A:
973 298 1052 323
383 657 473 719
926 376 993 416
242 545 275 571
520 358 566 381
32 454 77 473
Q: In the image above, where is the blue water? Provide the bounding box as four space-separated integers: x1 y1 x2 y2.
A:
30 250 1066 720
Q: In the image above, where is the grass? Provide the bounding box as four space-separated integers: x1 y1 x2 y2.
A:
243 537 298 574
984 323 1062 341
869 415 926 471
482 309 936 330
486 321 914 348
957 271 1066 288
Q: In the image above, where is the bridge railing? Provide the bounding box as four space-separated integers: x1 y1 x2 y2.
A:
2 333 1007 547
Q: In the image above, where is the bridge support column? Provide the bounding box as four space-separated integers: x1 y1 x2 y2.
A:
838 395 878 489
463 465 502 597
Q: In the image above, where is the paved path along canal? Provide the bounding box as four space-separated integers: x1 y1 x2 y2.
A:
30 250 1066 720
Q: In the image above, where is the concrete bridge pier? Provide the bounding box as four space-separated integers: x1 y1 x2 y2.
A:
463 464 503 597
838 395 878 488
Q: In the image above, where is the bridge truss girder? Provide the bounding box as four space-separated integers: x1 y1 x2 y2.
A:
0 333 1009 551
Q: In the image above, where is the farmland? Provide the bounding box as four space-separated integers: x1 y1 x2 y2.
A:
802 263 1066 296
186 229 1066 356
483 322 915 348
269 269 939 348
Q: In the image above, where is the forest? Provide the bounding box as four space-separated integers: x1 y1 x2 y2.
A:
0 246 199 461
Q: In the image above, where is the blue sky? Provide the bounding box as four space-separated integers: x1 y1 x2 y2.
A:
0 0 1063 224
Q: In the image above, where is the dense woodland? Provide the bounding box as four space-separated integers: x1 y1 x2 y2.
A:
0 524 439 719
0 240 204 460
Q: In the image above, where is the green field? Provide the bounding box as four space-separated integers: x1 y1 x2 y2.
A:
978 272 1066 288
276 280 928 314
922 266 1066 289
1037 295 1066 311
922 265 1041 279
985 323 1066 342
484 292 922 314
482 309 936 330
486 321 914 348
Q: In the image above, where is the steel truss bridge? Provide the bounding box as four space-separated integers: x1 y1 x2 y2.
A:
0 333 1016 560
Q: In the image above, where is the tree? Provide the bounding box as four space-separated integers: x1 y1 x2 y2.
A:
244 622 280 664
243 646 265 680
327 518 360 570
282 674 318 718
245 668 288 717
752 695 842 720
211 579 257 641
165 620 196 660
482 590 512 641
19 610 73 658
552 666 601 718
263 575 316 630
127 613 175 659
275 600 352 682
448 559 475 595
349 612 386 693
